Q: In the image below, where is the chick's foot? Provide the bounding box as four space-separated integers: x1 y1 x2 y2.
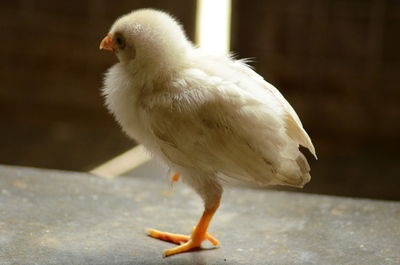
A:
146 228 219 245
147 198 221 256
146 228 219 256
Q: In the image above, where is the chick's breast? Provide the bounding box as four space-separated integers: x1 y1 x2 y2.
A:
102 63 161 154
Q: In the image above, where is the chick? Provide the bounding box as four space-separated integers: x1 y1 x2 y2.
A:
100 9 316 257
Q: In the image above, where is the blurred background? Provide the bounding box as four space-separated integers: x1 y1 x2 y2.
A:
1 0 399 200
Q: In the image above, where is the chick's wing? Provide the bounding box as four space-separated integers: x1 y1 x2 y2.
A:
146 69 309 187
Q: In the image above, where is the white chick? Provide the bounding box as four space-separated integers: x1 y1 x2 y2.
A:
100 8 316 257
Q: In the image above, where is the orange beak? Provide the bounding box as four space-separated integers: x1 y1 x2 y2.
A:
99 33 116 52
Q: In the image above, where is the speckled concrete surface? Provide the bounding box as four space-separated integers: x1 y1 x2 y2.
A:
0 165 399 265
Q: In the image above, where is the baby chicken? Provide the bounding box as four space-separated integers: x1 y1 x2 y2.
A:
100 9 316 257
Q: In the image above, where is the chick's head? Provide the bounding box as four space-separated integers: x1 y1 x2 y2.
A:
100 9 192 72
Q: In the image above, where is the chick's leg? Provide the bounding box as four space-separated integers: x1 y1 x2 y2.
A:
147 200 221 257
171 173 180 182
164 202 220 257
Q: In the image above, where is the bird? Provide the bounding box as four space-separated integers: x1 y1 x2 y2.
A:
99 8 316 257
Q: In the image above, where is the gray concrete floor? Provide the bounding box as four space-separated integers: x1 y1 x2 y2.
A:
1 165 399 265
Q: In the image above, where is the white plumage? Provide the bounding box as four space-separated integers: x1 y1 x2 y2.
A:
100 8 316 256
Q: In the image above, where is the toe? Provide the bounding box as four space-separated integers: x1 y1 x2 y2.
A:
146 229 190 245
163 240 200 257
205 232 220 246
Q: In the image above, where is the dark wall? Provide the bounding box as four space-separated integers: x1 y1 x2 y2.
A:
1 0 399 200
232 0 400 200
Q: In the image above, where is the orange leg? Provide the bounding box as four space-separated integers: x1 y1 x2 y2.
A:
171 173 180 182
147 200 221 257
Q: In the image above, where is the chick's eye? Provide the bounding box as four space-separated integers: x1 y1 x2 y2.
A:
115 35 125 49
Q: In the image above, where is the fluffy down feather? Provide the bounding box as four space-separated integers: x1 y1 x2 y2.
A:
102 9 316 206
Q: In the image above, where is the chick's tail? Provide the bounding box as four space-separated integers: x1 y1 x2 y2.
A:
273 152 311 188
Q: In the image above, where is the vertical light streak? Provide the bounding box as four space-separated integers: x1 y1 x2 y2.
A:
196 0 232 55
